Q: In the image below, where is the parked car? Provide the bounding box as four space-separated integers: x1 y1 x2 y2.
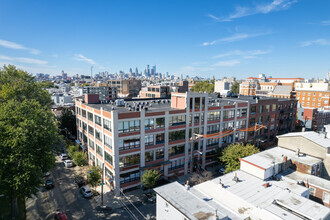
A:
64 160 73 168
74 177 85 188
60 153 68 160
80 185 92 198
54 211 68 220
43 172 51 177
219 168 226 174
45 179 54 190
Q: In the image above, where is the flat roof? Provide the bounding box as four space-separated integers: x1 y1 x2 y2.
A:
279 131 330 149
241 147 322 168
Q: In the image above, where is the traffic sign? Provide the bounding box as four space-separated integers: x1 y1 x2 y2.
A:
100 183 105 186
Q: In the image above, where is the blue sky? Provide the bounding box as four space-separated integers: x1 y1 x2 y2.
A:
0 0 329 79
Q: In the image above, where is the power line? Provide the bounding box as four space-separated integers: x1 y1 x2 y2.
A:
120 189 150 220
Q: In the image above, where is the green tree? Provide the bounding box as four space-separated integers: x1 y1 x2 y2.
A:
73 151 87 166
38 81 56 89
230 82 240 94
142 170 160 189
0 65 60 218
67 145 79 158
58 109 76 136
220 143 259 173
87 166 101 188
191 81 214 94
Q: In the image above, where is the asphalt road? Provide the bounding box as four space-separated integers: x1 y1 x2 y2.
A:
26 156 156 220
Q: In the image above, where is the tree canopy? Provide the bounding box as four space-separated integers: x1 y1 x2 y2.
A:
191 81 214 94
0 65 61 218
58 109 76 136
230 82 240 94
220 143 260 173
87 166 101 188
141 170 160 189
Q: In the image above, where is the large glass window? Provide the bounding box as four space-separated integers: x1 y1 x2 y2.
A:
88 112 93 122
95 129 102 141
193 113 200 124
207 125 220 134
82 122 87 131
145 135 154 146
119 154 140 167
105 151 113 166
156 117 165 128
95 115 101 126
88 125 94 136
96 144 103 157
118 120 140 133
145 118 154 130
120 171 140 184
195 97 200 109
168 145 185 157
104 135 112 149
89 138 94 150
241 108 247 116
169 130 185 142
82 109 86 118
207 138 219 147
119 138 140 151
272 104 277 111
207 111 220 121
250 106 256 114
145 151 154 162
169 115 186 126
103 119 112 131
156 133 165 144
228 110 235 119
168 158 185 171
155 148 164 159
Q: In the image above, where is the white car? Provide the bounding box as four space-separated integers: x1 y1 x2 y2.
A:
64 160 73 168
60 153 68 160
80 186 93 198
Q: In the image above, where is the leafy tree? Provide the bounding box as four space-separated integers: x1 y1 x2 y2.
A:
230 82 240 94
191 81 214 94
73 151 87 166
67 145 79 158
87 166 101 188
0 65 60 218
58 109 76 136
142 170 160 189
220 143 259 173
38 81 56 89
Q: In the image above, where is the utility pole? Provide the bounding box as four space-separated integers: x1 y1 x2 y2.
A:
101 163 104 206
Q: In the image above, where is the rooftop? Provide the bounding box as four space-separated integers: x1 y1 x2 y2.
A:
272 85 293 95
242 146 322 168
279 131 330 149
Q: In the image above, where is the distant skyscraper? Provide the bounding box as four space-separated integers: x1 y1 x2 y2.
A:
151 65 156 75
135 67 138 75
129 68 133 73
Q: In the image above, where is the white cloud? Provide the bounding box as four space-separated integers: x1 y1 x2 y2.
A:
0 54 47 64
213 49 271 59
209 0 297 22
202 32 270 46
74 54 96 65
300 39 330 47
0 39 41 54
180 65 215 72
321 20 330 26
212 60 240 67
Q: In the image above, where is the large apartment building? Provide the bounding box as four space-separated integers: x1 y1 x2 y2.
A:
75 92 297 194
108 79 142 98
139 85 170 98
295 82 330 109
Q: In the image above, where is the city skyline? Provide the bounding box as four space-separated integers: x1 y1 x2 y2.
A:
0 0 330 78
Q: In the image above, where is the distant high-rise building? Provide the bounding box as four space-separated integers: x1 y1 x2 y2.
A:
135 67 139 75
129 68 133 73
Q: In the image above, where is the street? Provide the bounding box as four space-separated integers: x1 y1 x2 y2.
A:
26 156 156 220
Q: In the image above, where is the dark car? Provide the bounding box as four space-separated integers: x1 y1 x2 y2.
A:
74 177 85 188
54 211 68 220
45 179 54 190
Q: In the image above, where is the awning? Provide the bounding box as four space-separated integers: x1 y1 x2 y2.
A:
140 160 171 170
80 144 87 151
75 139 81 145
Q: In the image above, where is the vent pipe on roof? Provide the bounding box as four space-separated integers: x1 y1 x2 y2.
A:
296 148 300 157
185 180 190 190
302 127 306 132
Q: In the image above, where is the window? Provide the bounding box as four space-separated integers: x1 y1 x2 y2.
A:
119 137 140 151
82 122 87 131
169 130 185 142
169 115 186 126
105 151 113 166
118 120 140 133
195 97 200 109
309 187 316 196
265 115 270 123
194 113 200 124
88 125 94 136
265 105 270 112
95 115 101 126
145 151 154 162
241 108 247 116
156 117 165 128
145 135 154 146
156 133 165 144
103 119 111 131
120 171 140 184
95 130 102 141
88 112 93 122
89 138 95 150
104 135 112 149
145 118 154 130
207 138 219 147
119 154 140 167
155 148 164 159
82 109 86 118
250 118 256 126
323 192 329 203
207 111 220 121
272 104 276 111
168 145 185 157
250 106 256 114
259 106 263 113
207 125 220 134
96 144 103 157
168 158 184 171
